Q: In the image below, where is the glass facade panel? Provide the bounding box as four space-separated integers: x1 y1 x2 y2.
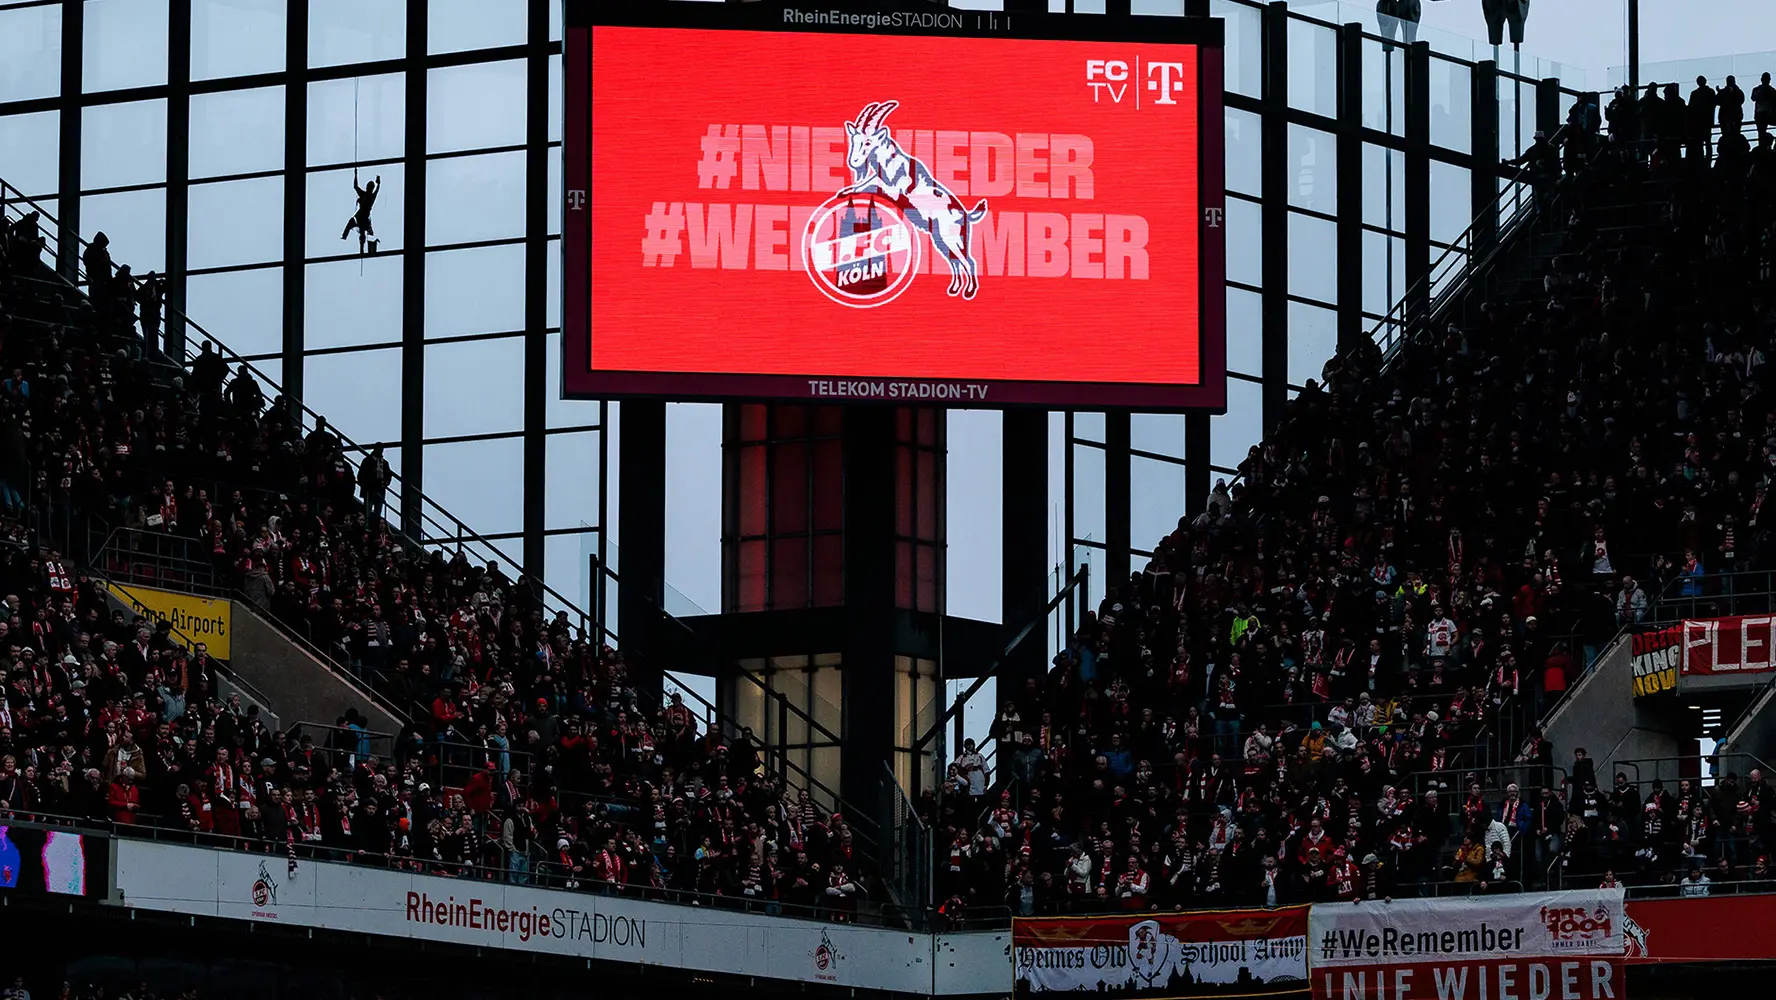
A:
1131 413 1185 460
1214 0 1262 99
192 0 286 81
1361 142 1405 232
1361 229 1407 318
423 337 526 439
422 436 524 537
1131 454 1186 552
0 111 59 198
190 87 285 180
428 0 527 55
1227 195 1261 287
81 100 168 191
1287 210 1336 304
1287 300 1337 388
1361 38 1409 137
305 255 404 350
545 431 601 531
1287 123 1336 214
1210 378 1263 472
423 244 524 337
0 3 62 103
189 176 284 269
426 60 527 155
1226 108 1261 198
425 150 526 246
185 268 283 360
83 0 170 93
309 0 406 69
79 187 166 272
1227 285 1262 377
1430 159 1471 246
302 347 403 446
1286 17 1338 120
1072 441 1106 546
308 74 404 167
1430 56 1473 154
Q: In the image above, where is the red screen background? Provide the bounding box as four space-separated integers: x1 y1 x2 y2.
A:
587 25 1202 387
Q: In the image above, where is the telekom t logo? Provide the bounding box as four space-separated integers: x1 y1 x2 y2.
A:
1147 61 1187 104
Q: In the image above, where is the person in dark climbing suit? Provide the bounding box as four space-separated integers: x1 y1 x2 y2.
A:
340 170 382 254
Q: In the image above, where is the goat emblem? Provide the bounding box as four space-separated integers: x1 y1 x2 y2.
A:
802 100 988 306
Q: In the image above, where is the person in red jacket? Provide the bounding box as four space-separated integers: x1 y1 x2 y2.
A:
108 767 141 824
462 762 495 813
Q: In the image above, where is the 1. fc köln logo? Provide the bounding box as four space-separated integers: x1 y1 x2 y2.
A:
801 100 988 308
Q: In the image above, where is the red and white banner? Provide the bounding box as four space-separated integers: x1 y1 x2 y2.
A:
1309 890 1626 1000
1014 907 1309 997
1681 615 1776 676
1624 895 1776 963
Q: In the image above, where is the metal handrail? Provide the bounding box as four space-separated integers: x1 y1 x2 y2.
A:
83 542 282 722
912 565 1091 757
95 525 417 727
1365 175 1538 359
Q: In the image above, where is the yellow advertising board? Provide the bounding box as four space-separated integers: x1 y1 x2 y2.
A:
106 582 232 660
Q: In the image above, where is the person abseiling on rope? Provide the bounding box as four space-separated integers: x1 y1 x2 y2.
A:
340 169 382 255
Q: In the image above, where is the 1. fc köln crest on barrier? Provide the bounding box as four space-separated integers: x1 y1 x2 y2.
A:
802 100 988 308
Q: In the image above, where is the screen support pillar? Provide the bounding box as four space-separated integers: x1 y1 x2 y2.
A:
1336 22 1364 354
1002 409 1049 686
1259 1 1289 433
1404 41 1432 329
618 400 667 701
841 406 898 837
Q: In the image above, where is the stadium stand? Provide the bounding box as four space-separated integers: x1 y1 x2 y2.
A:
7 70 1776 961
0 199 876 923
928 84 1776 918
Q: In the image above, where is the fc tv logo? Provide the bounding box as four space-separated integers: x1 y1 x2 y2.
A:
1086 59 1189 105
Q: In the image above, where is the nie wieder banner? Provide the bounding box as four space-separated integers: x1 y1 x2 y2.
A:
1013 907 1310 999
562 2 1226 408
1308 889 1626 1000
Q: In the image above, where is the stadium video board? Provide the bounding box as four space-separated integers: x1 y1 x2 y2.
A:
563 1 1225 409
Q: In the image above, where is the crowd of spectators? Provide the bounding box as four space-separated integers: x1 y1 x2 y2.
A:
0 203 873 921
925 82 1776 920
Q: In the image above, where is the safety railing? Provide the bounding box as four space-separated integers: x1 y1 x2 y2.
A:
910 565 1092 799
1625 877 1776 899
1649 569 1776 623
95 525 419 727
0 809 958 931
78 539 284 729
1368 174 1538 360
884 760 935 921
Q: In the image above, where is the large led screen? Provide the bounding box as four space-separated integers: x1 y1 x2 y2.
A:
563 2 1225 408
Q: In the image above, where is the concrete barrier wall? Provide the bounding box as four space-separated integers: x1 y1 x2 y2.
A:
225 600 404 734
1546 631 1686 776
